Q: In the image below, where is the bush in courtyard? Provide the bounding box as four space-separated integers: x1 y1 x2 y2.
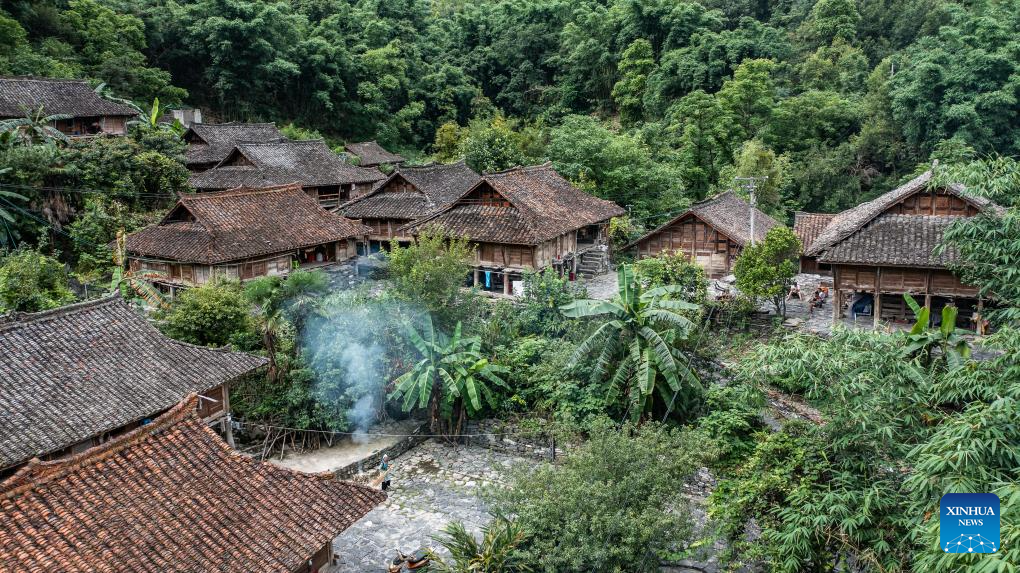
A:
0 248 75 312
157 280 253 347
488 421 714 571
518 267 586 337
387 224 474 326
633 252 708 305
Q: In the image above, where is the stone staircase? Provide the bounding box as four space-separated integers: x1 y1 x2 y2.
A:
576 248 610 278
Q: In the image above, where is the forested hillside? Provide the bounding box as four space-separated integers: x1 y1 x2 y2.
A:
3 0 1018 222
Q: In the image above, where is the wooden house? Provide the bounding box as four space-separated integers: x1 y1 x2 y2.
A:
627 191 780 279
345 140 405 168
122 183 370 292
0 295 265 476
806 169 1001 326
793 211 836 275
189 139 385 208
183 122 282 171
0 395 385 573
401 163 625 295
0 76 137 136
337 161 480 253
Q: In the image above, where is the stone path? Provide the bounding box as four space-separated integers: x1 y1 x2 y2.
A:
331 440 535 572
578 269 619 300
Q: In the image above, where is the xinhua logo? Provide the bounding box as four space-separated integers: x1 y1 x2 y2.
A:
940 493 1000 554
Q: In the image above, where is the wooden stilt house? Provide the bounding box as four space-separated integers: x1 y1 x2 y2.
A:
183 122 284 172
793 211 836 275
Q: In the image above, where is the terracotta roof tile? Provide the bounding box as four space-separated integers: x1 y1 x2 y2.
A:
190 140 385 190
339 161 480 220
0 296 266 470
124 183 371 264
401 163 625 245
183 122 283 167
0 395 385 572
793 212 836 253
345 140 405 166
0 76 137 118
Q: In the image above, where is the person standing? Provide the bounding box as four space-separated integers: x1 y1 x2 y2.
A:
379 454 392 491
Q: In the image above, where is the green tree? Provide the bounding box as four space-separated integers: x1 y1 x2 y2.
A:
632 252 707 305
158 280 252 347
459 116 531 173
717 58 775 142
717 139 789 215
733 226 800 317
802 0 860 47
244 269 328 380
663 90 731 199
561 265 701 421
390 315 508 435
611 39 655 125
0 248 75 312
488 421 714 571
517 267 585 337
387 225 474 325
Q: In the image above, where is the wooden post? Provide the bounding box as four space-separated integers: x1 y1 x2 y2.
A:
503 272 512 296
832 267 841 324
977 298 985 335
923 294 932 326
873 267 882 329
473 269 480 287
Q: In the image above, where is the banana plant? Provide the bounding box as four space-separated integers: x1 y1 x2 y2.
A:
110 229 169 310
560 264 701 421
390 314 508 435
902 294 972 368
0 106 72 145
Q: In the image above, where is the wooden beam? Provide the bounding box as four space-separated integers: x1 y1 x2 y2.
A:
832 266 841 324
873 267 882 328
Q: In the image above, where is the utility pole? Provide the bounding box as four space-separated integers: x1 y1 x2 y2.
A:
734 176 767 246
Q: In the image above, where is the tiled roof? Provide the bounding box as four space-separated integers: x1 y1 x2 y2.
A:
0 395 385 572
190 140 385 190
818 214 962 267
345 140 405 166
183 122 283 166
793 212 836 253
401 163 625 245
124 184 370 264
0 76 137 118
339 161 480 220
0 296 266 470
626 191 780 250
805 170 998 256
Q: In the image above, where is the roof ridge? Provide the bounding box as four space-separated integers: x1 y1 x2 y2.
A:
483 161 553 177
0 293 121 332
0 75 91 84
193 121 278 128
185 183 304 199
1 394 200 498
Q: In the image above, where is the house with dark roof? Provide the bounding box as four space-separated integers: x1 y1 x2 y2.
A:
345 140 405 168
806 169 1001 327
0 395 385 572
0 76 137 136
182 122 283 171
0 295 265 475
626 191 781 279
123 183 369 291
190 139 386 208
402 163 625 295
338 161 481 253
793 211 837 275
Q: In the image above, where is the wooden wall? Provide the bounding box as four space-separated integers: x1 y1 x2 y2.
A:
833 264 978 297
475 242 536 269
887 188 979 217
634 214 739 279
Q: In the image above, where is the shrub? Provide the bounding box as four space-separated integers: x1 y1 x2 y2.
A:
157 280 252 347
0 248 75 312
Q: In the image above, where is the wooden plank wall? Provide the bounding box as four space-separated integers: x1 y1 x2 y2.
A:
636 215 738 278
834 264 979 297
888 189 978 217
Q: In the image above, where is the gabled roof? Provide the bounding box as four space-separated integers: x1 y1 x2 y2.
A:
793 212 836 254
345 140 405 166
0 296 266 470
189 139 385 190
183 122 283 166
805 170 998 256
124 183 371 264
0 395 385 572
338 161 481 220
817 214 963 267
627 191 780 250
401 163 625 245
0 76 138 118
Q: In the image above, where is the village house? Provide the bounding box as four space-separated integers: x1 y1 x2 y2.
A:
806 169 1001 328
338 161 481 254
345 140 405 168
626 191 780 279
122 183 369 293
401 163 625 295
182 121 282 171
190 139 385 208
0 395 385 573
0 76 137 136
0 295 265 477
793 211 836 275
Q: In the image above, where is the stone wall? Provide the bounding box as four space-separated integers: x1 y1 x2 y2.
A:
333 424 429 482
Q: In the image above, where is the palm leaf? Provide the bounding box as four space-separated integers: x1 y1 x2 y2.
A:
560 298 623 318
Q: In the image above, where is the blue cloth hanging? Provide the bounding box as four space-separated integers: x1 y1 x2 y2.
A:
484 270 492 288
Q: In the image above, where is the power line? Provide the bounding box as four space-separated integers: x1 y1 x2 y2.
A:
0 181 179 200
